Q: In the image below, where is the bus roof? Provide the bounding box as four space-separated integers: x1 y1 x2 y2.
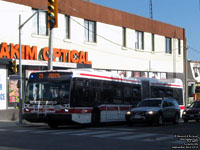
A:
29 69 183 87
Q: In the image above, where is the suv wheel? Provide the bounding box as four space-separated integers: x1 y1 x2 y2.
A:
157 115 163 126
195 119 199 122
183 119 188 123
173 114 179 124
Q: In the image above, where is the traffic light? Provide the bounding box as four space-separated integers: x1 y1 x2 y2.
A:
11 60 18 74
48 0 58 29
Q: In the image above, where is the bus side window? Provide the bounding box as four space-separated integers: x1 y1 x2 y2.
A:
173 88 183 105
71 78 89 107
101 81 113 104
89 79 101 106
132 85 141 106
151 86 158 98
165 88 173 98
123 84 132 104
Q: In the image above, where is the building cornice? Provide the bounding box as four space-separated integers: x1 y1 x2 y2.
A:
3 0 184 40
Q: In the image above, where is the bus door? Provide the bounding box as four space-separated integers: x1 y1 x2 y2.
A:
142 80 150 99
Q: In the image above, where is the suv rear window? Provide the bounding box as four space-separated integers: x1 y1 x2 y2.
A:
138 100 162 107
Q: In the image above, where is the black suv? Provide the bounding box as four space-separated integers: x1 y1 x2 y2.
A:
125 98 180 125
182 100 200 123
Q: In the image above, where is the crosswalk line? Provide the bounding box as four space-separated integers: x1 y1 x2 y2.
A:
0 129 8 131
13 129 32 133
88 127 136 132
92 131 132 138
52 130 91 135
31 130 56 134
0 127 180 144
116 133 157 140
142 135 174 142
70 130 111 136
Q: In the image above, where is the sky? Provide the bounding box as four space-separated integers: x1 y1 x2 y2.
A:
92 0 200 61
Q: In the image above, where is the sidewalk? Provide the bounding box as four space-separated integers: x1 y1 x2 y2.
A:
0 120 47 127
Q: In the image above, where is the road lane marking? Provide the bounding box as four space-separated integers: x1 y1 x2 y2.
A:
13 130 32 132
92 131 132 138
89 127 136 132
116 133 157 140
0 129 8 131
31 130 56 134
52 130 91 135
142 135 174 142
70 130 111 136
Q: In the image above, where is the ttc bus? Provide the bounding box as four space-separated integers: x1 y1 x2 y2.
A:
23 69 184 128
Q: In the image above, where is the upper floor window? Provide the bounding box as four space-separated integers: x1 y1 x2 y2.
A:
135 31 144 49
65 15 70 39
84 20 96 43
122 27 126 47
178 39 181 55
165 37 172 54
32 9 48 36
152 34 155 52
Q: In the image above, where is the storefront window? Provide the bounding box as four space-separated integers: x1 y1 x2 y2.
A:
8 75 19 108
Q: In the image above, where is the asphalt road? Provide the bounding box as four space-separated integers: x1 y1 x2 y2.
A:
0 120 199 150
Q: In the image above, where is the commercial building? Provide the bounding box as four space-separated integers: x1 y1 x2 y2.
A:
0 0 186 120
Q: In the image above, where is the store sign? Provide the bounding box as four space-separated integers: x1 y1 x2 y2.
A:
0 42 92 65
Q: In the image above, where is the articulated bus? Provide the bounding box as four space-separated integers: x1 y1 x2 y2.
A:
23 69 184 128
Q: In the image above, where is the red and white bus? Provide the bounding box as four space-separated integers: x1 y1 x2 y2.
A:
23 69 184 128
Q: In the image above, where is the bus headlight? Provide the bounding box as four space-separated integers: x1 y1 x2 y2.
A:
126 111 131 115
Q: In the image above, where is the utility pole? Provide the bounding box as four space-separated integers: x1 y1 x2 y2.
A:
150 0 153 19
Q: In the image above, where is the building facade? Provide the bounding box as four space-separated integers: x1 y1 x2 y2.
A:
0 0 186 119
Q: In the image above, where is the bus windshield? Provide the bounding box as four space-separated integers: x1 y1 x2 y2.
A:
25 80 70 105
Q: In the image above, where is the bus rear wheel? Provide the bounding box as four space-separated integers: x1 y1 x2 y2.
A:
91 108 101 127
48 122 58 129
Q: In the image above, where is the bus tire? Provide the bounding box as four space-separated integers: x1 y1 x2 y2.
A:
91 108 101 127
48 122 58 129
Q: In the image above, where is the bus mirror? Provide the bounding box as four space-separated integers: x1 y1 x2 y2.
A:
17 80 20 88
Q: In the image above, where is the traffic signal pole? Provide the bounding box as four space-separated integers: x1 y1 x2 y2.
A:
18 6 47 125
19 15 23 125
47 0 58 70
48 28 53 70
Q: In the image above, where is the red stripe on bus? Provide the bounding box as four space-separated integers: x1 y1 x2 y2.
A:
179 105 185 110
80 73 139 83
120 107 131 111
151 83 182 87
99 106 131 111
